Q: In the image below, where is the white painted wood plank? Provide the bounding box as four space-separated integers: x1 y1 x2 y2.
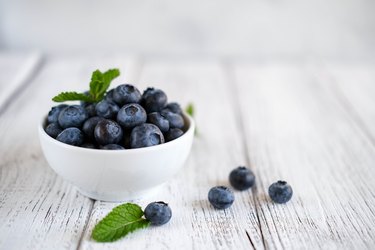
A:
78 61 264 250
0 51 42 111
0 55 141 250
232 62 375 249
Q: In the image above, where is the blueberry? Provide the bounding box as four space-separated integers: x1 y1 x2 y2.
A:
56 128 84 146
141 88 168 113
45 123 63 138
144 201 172 226
113 84 142 105
81 143 97 149
82 116 105 141
105 89 115 102
208 186 234 209
229 166 256 191
58 105 88 129
47 104 68 124
101 144 125 150
84 103 97 117
95 100 119 119
130 123 165 148
268 180 293 204
80 90 90 107
160 110 184 129
94 119 123 146
164 102 182 115
147 112 169 132
165 128 184 142
117 103 147 129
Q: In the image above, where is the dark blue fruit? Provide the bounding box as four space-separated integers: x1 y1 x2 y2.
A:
208 186 234 209
113 84 142 105
130 123 165 148
47 104 68 124
144 201 172 226
147 112 169 132
105 89 115 102
229 166 256 191
45 123 63 138
141 88 168 113
164 102 182 115
95 100 119 119
94 119 123 145
56 127 84 146
161 110 184 129
165 128 184 142
117 103 147 129
82 116 105 141
101 144 125 150
268 180 293 204
81 143 97 149
84 103 97 117
58 105 88 129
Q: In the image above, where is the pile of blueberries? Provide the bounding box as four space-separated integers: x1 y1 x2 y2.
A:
208 166 293 208
45 85 186 149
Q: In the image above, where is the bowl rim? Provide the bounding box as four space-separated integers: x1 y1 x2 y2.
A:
39 111 195 154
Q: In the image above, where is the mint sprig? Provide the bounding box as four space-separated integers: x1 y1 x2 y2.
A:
92 203 150 242
52 68 120 103
185 103 198 135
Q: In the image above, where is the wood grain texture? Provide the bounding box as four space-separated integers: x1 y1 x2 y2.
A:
0 55 141 250
231 62 375 249
78 61 264 250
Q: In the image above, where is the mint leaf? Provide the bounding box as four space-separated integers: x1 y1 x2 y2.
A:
92 203 150 242
52 91 93 102
89 69 120 101
185 103 194 117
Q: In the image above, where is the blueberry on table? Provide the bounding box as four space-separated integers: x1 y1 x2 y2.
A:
147 112 169 132
268 180 293 204
45 123 63 138
141 88 168 113
165 128 184 142
56 127 84 146
161 110 184 129
95 100 119 119
164 102 182 115
130 123 165 148
117 104 147 129
47 104 68 124
101 144 125 150
82 116 105 141
208 186 235 209
58 105 88 129
144 201 172 226
94 119 123 146
113 84 142 105
229 166 256 191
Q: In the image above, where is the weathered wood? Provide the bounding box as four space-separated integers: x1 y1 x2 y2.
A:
78 61 264 250
231 62 375 249
0 56 141 250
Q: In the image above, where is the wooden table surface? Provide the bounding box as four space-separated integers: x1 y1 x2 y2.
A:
0 52 374 250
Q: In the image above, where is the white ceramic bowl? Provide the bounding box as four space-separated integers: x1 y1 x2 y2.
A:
38 113 195 202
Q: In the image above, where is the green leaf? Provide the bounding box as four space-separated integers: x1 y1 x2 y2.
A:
185 103 194 117
92 203 150 242
52 91 93 102
89 69 120 101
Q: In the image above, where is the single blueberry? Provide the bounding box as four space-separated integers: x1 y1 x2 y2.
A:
47 104 68 124
58 105 88 129
84 103 97 117
229 166 256 191
113 84 142 105
268 180 293 204
56 127 84 146
147 112 169 132
105 89 115 102
141 88 168 113
95 100 119 119
164 128 184 142
160 110 184 129
81 143 97 149
117 103 147 129
82 116 105 141
208 186 235 209
144 201 172 226
45 123 63 138
94 119 123 145
101 144 125 150
130 123 165 148
164 102 182 115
